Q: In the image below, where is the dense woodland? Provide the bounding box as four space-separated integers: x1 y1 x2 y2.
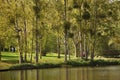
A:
0 0 120 63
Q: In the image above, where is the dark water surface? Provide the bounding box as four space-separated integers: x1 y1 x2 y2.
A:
0 66 120 80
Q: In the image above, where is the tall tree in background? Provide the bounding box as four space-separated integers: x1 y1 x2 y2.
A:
33 0 40 63
64 0 69 62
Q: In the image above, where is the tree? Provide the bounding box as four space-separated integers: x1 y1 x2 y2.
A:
64 0 69 62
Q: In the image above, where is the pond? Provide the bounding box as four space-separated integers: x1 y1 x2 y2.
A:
0 66 120 80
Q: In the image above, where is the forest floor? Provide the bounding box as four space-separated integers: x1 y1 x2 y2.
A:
0 52 120 71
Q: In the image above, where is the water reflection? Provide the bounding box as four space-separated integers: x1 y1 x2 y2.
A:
0 66 120 80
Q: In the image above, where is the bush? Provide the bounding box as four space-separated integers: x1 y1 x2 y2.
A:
101 50 120 58
9 63 36 70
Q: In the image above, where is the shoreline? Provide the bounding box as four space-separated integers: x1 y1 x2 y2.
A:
0 59 120 72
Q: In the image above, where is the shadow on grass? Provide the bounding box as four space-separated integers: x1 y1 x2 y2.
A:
2 60 19 64
44 56 64 58
2 55 18 58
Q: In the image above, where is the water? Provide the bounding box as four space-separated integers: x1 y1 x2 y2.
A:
0 66 120 80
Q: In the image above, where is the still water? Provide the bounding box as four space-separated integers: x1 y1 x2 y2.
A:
0 66 120 80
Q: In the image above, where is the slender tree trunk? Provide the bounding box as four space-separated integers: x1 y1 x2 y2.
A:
80 33 84 59
21 0 27 62
64 0 68 62
0 43 1 61
91 0 97 61
85 40 88 60
57 33 61 58
64 32 68 62
23 19 27 62
68 44 70 60
35 17 39 63
91 39 96 61
75 44 79 57
30 33 34 62
30 18 35 62
18 33 23 64
34 0 39 63
0 51 1 61
39 39 42 59
14 19 23 64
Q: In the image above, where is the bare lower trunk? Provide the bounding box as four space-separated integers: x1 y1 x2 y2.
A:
64 34 68 62
18 34 23 64
15 18 23 64
39 39 42 59
68 46 70 60
30 35 34 62
24 19 27 62
80 33 84 59
35 17 39 63
57 36 61 58
35 31 39 63
64 0 68 62
75 44 79 57
91 40 95 61
0 49 1 61
0 40 1 61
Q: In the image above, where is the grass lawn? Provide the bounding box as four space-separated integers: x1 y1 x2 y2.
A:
1 52 69 63
1 52 120 70
1 52 19 63
0 52 75 70
0 52 74 69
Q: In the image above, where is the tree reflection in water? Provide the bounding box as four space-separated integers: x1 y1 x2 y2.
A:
1 66 120 80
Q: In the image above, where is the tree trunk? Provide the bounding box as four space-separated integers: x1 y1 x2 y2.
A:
14 18 23 64
75 44 79 57
35 18 39 63
80 33 84 59
64 33 68 62
39 39 42 59
68 45 70 60
91 40 95 61
64 0 68 62
0 51 1 61
34 0 39 63
21 0 28 62
91 0 97 61
0 39 1 61
18 33 23 64
57 34 61 58
23 19 27 62
30 33 34 62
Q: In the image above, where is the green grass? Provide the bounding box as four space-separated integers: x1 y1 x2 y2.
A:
1 52 19 63
0 52 75 64
1 52 120 70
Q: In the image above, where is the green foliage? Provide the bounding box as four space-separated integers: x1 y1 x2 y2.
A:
9 63 36 70
90 59 120 66
100 50 120 58
64 21 71 30
0 0 120 63
66 60 89 66
82 11 90 20
68 32 74 38
33 6 40 15
97 13 106 18
73 0 80 9
83 2 90 9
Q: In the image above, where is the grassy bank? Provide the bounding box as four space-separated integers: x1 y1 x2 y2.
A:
1 52 120 71
6 59 120 71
